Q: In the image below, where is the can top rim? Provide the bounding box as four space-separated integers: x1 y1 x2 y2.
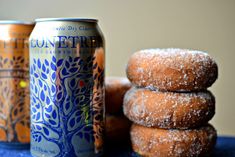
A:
35 18 98 23
0 20 34 25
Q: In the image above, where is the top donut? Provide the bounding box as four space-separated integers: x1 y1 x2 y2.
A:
126 48 218 91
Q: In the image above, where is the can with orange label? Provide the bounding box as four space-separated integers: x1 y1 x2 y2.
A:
0 21 34 148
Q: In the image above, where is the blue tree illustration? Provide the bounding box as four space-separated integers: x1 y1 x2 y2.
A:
30 55 96 156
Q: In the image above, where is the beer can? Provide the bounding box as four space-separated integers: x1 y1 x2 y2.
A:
29 18 105 157
0 21 34 148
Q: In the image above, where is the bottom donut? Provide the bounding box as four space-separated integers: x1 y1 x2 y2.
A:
105 114 131 144
131 124 217 157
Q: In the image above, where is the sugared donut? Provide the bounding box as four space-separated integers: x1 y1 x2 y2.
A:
105 114 131 144
123 87 215 129
126 48 218 91
105 77 131 114
131 123 217 157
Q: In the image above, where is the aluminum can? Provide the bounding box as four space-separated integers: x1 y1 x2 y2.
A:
29 18 105 157
0 21 34 148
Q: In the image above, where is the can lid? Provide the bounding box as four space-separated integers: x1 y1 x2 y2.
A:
35 18 98 23
0 20 34 25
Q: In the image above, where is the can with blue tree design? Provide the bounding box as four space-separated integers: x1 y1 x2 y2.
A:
29 18 105 157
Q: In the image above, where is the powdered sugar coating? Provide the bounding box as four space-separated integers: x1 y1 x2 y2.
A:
105 76 131 88
126 48 218 91
123 87 215 129
131 123 217 157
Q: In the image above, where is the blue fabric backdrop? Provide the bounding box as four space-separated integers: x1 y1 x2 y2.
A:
0 136 234 157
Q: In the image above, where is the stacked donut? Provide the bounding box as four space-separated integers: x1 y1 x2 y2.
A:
123 48 218 156
105 77 132 144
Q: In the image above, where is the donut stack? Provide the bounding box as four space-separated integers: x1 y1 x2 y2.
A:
123 48 218 156
105 77 132 144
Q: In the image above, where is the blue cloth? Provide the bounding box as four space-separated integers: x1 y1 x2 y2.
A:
0 136 234 157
